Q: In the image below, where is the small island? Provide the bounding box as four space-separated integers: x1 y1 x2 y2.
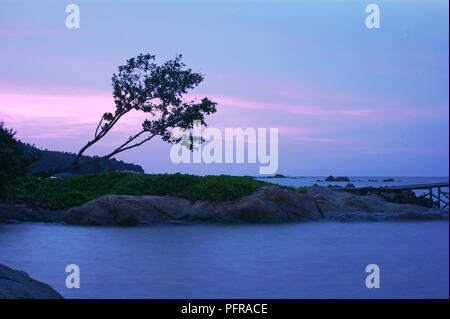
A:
1 171 448 226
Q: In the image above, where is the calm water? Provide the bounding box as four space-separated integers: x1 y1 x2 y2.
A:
0 221 448 299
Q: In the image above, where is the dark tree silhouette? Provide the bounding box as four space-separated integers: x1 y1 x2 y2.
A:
0 123 36 193
48 53 217 175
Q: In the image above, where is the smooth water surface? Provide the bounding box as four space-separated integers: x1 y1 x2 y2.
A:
0 221 448 298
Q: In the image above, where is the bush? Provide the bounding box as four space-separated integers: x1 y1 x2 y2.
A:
0 123 35 195
296 187 308 194
3 172 275 208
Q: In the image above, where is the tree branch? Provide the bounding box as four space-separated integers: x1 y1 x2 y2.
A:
72 108 133 166
94 118 103 138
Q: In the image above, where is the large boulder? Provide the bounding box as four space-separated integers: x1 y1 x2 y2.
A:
64 186 323 225
0 264 63 299
187 186 323 223
64 195 192 226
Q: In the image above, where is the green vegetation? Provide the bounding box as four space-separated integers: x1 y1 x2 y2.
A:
0 123 36 195
3 172 275 209
296 187 308 194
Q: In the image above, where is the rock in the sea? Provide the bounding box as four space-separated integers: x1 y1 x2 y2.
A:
64 195 192 226
64 186 323 226
325 176 350 182
4 185 446 226
378 190 430 206
187 186 323 223
0 264 63 299
383 178 395 182
306 185 449 221
0 200 65 224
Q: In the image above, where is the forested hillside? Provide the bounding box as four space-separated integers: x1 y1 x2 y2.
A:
17 142 144 176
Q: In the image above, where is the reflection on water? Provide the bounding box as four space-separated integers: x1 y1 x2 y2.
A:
0 221 448 298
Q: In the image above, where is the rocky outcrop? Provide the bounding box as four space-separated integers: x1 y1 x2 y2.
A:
325 176 350 182
306 185 449 221
0 200 65 224
184 186 322 223
2 186 447 226
64 186 323 226
64 195 192 226
0 264 63 299
378 189 429 206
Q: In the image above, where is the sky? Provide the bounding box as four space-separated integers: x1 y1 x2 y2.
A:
0 0 448 176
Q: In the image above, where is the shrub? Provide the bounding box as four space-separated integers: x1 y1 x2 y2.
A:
0 123 36 195
3 172 275 208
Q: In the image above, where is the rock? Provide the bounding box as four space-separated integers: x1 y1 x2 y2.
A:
4 185 447 226
345 183 356 188
64 195 192 226
64 186 323 225
379 190 429 206
0 200 65 224
187 186 323 223
264 174 286 178
325 176 350 182
383 178 395 182
306 185 448 221
0 264 63 299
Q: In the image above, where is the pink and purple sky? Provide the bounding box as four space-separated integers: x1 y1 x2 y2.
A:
0 0 448 176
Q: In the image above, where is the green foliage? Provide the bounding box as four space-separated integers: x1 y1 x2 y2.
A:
3 172 274 209
0 123 36 195
81 54 217 165
296 187 308 194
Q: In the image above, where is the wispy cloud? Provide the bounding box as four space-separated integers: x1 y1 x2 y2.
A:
198 94 419 120
0 28 63 37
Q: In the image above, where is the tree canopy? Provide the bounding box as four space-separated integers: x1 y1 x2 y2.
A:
56 53 217 174
0 123 35 193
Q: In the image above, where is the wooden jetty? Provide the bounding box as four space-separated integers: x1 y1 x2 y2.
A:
333 181 449 209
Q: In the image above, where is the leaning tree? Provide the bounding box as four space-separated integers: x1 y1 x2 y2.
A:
50 53 217 175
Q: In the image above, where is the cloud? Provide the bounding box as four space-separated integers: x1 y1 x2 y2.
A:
0 92 112 124
0 28 63 37
199 94 399 119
